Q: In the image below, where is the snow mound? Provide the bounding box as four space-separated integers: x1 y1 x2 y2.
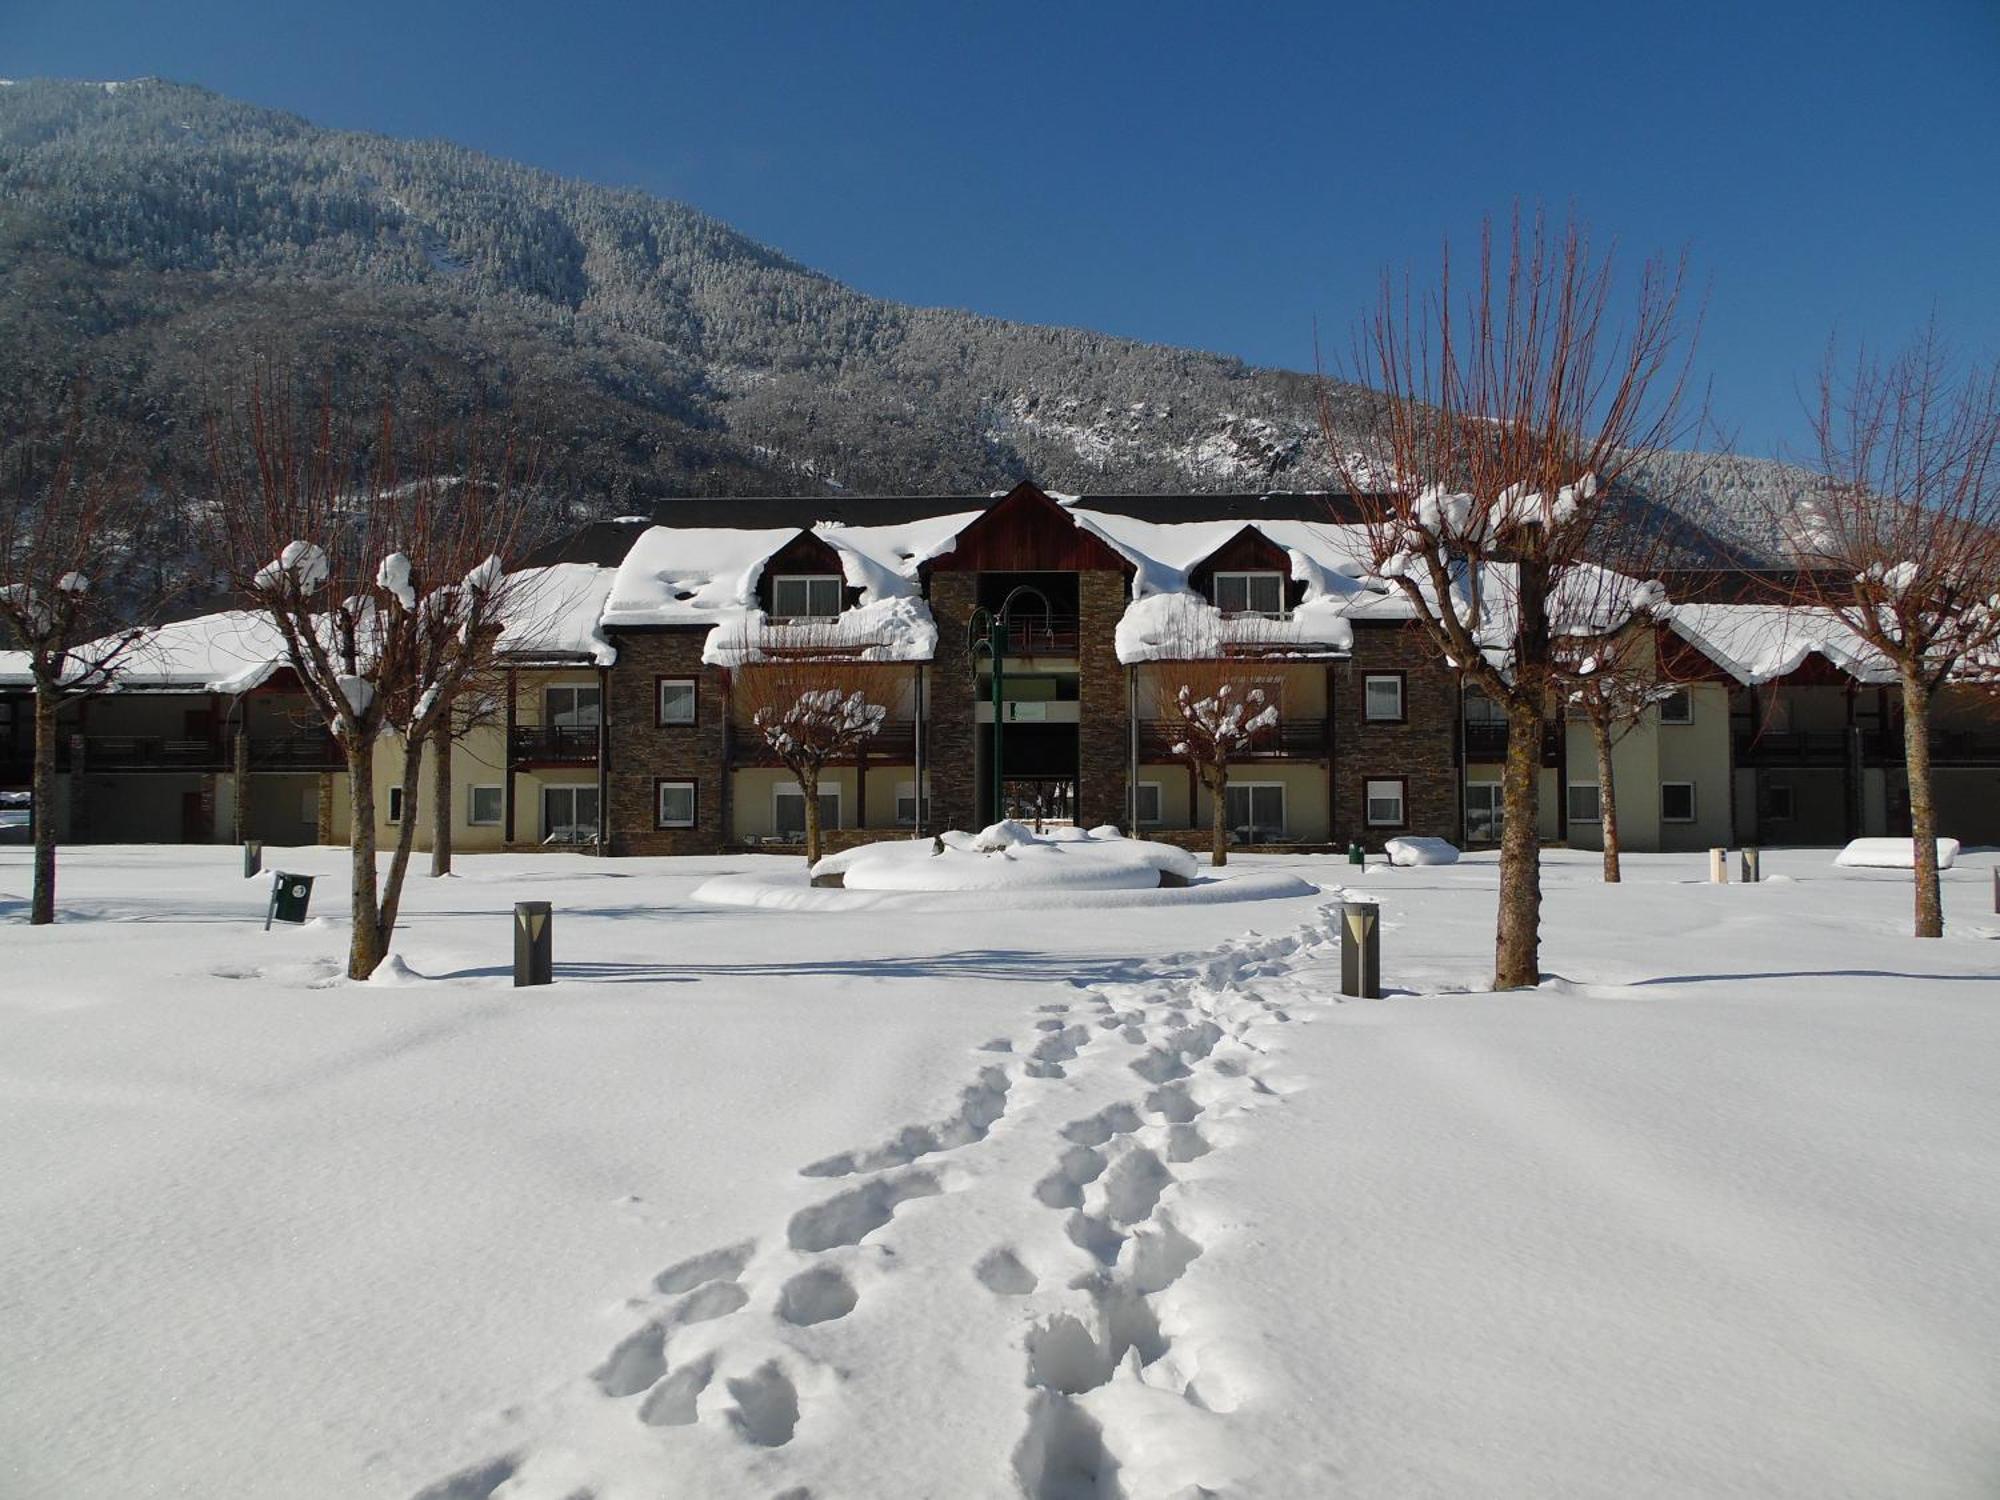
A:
1833 837 1961 871
813 825 1199 892
1385 836 1460 867
366 954 424 986
691 867 1317 912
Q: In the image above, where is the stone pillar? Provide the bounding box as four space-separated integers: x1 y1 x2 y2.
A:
233 730 250 843
1077 570 1130 832
927 573 978 834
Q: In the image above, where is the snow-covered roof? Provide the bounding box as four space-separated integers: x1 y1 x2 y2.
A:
1665 604 1895 686
601 513 981 665
0 611 293 694
497 563 619 665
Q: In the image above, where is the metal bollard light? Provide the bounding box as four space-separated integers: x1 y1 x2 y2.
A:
1339 900 1381 999
243 840 263 879
1741 847 1760 883
514 901 553 987
1710 847 1729 884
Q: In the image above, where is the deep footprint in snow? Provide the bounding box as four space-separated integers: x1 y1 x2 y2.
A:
1032 1144 1108 1210
638 1355 714 1427
410 1455 518 1500
800 1069 1009 1177
676 1279 750 1324
593 1321 669 1397
1145 1082 1201 1124
653 1240 754 1295
974 1246 1038 1296
1060 1102 1142 1148
1013 1391 1120 1500
1066 1211 1125 1266
727 1362 800 1447
787 1169 943 1252
1102 1147 1173 1226
1165 1123 1212 1162
1127 1214 1204 1294
777 1265 858 1326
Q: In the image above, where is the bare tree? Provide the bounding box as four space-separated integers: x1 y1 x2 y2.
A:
726 631 904 864
1760 327 2000 938
1323 210 1699 988
1553 579 1672 883
1149 659 1278 867
0 410 151 924
208 380 536 978
427 671 508 878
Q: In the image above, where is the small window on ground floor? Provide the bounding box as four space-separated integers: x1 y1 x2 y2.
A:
545 784 600 843
1659 687 1693 725
1661 781 1697 823
655 781 696 830
468 785 502 826
1465 781 1503 843
1136 781 1163 826
895 781 931 828
1567 783 1601 823
1364 778 1406 827
1761 783 1795 822
386 786 404 824
1224 783 1285 840
774 783 838 837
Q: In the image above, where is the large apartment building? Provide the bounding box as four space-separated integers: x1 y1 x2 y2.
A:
7 484 1996 853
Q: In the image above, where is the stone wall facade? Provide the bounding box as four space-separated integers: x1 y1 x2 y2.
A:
606 628 728 855
1076 569 1132 831
925 572 979 834
1335 622 1461 847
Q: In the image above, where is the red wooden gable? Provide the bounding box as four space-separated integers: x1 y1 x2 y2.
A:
1188 525 1305 610
925 483 1132 574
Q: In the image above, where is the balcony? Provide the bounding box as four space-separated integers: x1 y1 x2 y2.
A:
75 736 230 771
509 724 601 765
1462 720 1564 765
1734 728 2000 768
994 615 1079 656
729 720 921 768
246 734 344 770
1137 718 1331 761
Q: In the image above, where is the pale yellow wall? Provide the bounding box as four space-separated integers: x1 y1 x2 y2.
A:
730 766 868 841
1136 763 1194 830
1561 681 1731 852
1187 763 1331 843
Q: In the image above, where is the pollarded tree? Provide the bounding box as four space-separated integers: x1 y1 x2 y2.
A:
1153 660 1278 868
726 634 905 865
0 408 151 924
1323 210 1700 988
1763 326 2000 938
1553 577 1673 884
208 379 537 978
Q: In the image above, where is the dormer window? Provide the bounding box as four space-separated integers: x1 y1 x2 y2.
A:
771 574 843 620
1212 570 1286 617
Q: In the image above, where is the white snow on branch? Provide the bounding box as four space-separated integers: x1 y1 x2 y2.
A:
376 553 416 611
253 541 330 593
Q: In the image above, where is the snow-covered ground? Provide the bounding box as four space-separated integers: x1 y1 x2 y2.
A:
2 844 1997 1499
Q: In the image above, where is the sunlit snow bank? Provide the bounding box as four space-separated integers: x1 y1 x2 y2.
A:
1835 836 1961 870
694 823 1321 909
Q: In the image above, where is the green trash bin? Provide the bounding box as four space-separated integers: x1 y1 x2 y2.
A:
266 872 315 929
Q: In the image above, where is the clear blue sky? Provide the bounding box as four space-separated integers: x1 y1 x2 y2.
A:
8 0 1998 459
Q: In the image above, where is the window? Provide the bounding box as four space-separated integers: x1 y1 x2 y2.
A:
1661 782 1696 823
1659 687 1693 725
1465 781 1503 843
545 685 600 729
544 785 601 843
1761 783 1795 822
386 786 404 824
1365 778 1406 827
657 678 696 726
771 574 843 620
1135 782 1163 826
1212 571 1286 617
895 781 930 828
774 783 839 837
1464 689 1505 725
468 785 502 826
1224 783 1285 840
1567 783 1601 823
1363 674 1405 723
655 780 696 830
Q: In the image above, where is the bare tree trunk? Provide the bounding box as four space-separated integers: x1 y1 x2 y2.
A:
345 741 385 980
801 766 822 865
429 712 453 877
1900 671 1942 939
30 687 58 926
1592 713 1621 884
1209 766 1228 867
375 739 428 956
1495 700 1545 989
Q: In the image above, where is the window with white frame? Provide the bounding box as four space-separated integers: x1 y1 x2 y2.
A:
1135 781 1163 826
771 574 843 620
1364 778 1406 827
544 684 600 729
544 784 601 843
468 785 502 826
654 780 695 830
1661 781 1696 822
1212 570 1286 617
1465 781 1503 843
1224 783 1285 839
774 783 839 837
657 678 696 725
1567 783 1601 823
1363 674 1405 722
895 781 930 827
1659 687 1693 725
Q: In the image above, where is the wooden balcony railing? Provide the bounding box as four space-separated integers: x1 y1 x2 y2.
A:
1734 728 2000 767
1137 718 1331 760
509 724 601 764
1462 720 1564 765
